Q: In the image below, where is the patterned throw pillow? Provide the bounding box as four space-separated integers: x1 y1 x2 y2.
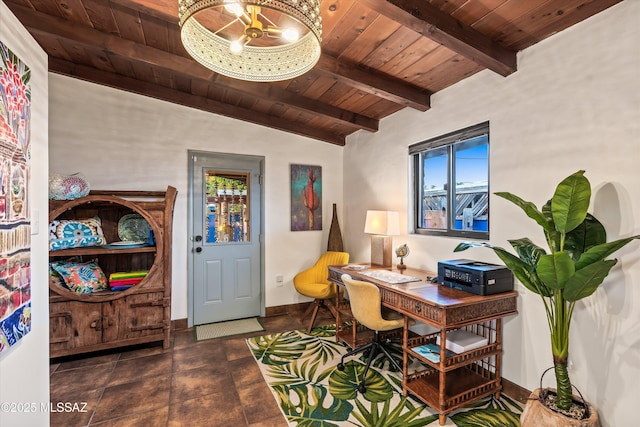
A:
49 217 107 251
49 264 67 289
51 261 108 294
49 257 81 290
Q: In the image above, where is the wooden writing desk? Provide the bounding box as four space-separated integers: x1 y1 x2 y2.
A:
328 264 518 425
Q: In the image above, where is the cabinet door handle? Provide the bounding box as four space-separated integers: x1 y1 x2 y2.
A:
103 316 114 328
90 319 102 331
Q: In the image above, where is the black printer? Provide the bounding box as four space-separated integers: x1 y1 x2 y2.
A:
437 259 514 296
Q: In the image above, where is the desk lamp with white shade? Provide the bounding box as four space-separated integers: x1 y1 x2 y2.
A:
364 210 400 267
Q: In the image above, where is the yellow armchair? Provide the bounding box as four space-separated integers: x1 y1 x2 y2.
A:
293 251 349 333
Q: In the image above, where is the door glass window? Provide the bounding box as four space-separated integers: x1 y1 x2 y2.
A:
205 171 250 243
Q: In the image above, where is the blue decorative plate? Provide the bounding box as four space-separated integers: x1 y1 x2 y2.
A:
102 241 147 249
117 214 151 242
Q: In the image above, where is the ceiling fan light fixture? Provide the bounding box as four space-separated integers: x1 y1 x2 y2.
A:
223 1 245 17
229 37 248 54
178 0 322 82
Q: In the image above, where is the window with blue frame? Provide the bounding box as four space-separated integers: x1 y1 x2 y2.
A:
410 122 489 239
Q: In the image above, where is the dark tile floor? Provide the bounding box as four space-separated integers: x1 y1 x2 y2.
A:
49 310 335 427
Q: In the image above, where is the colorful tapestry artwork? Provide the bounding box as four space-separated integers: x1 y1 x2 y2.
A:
290 164 322 231
0 41 32 356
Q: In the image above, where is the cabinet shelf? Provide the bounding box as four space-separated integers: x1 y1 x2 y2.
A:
407 333 499 372
48 187 176 358
405 365 501 413
49 246 157 257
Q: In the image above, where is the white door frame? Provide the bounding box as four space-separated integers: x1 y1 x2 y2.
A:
187 150 265 327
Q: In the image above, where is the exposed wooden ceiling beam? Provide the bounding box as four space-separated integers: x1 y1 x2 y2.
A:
48 58 347 146
8 4 378 133
219 78 379 133
315 55 431 111
110 0 177 22
108 0 431 111
358 0 517 77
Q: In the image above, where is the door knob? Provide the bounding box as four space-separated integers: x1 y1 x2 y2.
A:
195 247 202 253
195 235 203 242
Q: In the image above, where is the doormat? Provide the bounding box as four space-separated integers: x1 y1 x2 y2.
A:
195 317 265 341
246 324 523 426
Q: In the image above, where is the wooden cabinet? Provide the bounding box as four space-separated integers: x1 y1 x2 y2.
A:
48 187 177 358
329 265 517 425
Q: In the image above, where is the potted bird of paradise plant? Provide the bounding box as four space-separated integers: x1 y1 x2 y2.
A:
454 170 638 426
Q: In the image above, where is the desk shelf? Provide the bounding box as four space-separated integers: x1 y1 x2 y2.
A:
405 364 501 413
407 330 500 372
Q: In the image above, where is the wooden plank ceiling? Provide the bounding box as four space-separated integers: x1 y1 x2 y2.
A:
4 0 622 146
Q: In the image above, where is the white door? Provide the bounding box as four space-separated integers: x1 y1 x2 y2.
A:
190 152 263 325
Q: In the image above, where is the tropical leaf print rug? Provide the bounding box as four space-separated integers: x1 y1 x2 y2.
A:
246 325 522 426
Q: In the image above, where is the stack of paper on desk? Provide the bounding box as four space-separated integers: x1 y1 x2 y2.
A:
360 269 421 284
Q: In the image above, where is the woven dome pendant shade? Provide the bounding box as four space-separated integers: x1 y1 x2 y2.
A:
178 0 322 82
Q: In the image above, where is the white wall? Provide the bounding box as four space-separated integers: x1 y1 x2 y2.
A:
48 76 344 319
344 2 639 426
0 3 50 427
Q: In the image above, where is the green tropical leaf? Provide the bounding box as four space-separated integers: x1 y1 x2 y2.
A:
310 324 338 337
450 407 520 426
328 360 394 402
385 369 405 395
564 259 617 301
575 236 640 270
464 394 523 412
564 214 606 262
248 330 308 365
266 359 334 388
491 246 549 296
367 343 403 372
551 170 590 233
351 397 438 427
541 200 561 252
495 191 553 233
508 238 546 268
537 252 575 290
454 241 491 252
275 384 353 426
303 335 350 365
492 394 523 412
452 394 523 422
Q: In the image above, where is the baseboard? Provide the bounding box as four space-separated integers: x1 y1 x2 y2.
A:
171 318 188 331
170 302 311 330
502 377 532 405
265 302 310 317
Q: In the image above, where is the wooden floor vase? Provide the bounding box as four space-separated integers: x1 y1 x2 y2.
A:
327 203 344 252
520 388 601 427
